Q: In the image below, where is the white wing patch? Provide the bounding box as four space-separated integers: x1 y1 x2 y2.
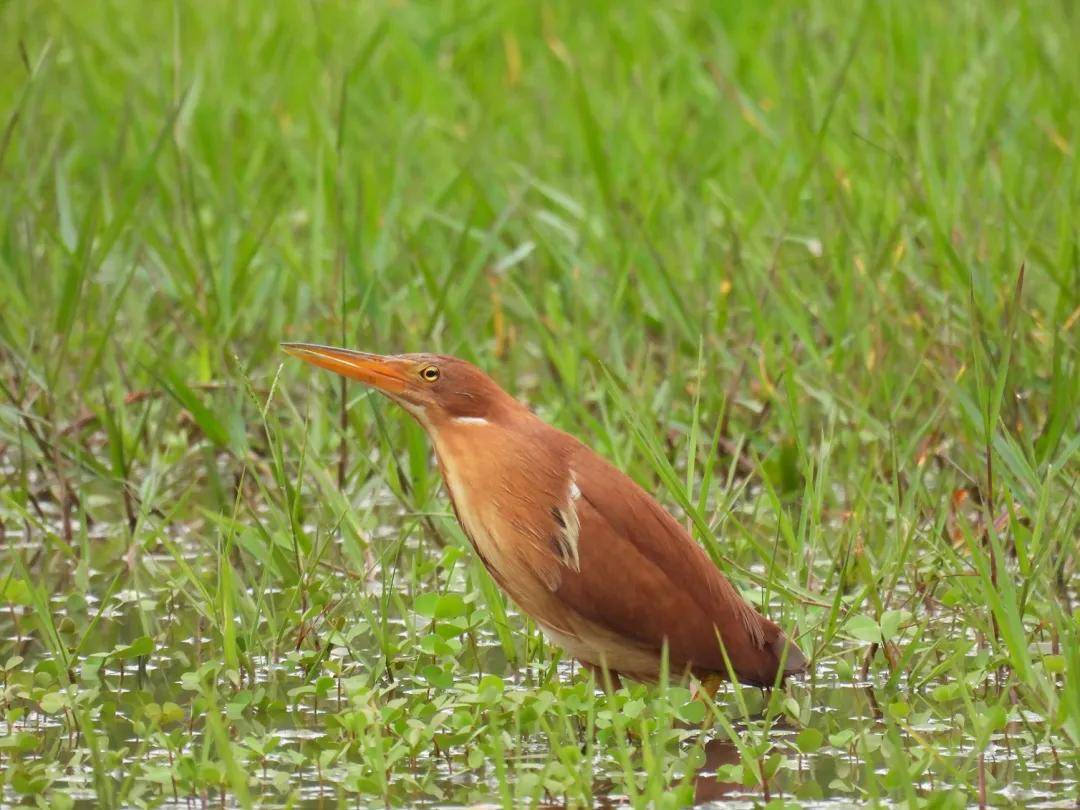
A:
569 476 581 501
550 472 582 572
452 416 490 425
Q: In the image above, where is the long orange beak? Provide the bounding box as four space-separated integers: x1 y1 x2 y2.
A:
281 343 411 396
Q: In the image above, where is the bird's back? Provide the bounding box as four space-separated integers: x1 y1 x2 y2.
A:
551 437 806 685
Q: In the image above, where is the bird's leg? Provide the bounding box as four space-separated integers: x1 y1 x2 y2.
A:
581 661 622 693
691 673 725 723
692 673 725 702
688 673 726 729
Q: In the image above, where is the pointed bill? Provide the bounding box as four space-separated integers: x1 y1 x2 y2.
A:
280 343 410 395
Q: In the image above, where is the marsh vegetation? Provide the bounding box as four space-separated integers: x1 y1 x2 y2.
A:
0 1 1077 806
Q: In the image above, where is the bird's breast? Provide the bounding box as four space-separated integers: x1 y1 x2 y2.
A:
439 455 498 566
433 430 519 575
430 422 569 622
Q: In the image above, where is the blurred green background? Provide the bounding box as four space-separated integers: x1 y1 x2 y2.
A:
0 1 1077 806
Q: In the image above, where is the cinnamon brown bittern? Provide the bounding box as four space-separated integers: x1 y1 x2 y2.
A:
282 344 807 688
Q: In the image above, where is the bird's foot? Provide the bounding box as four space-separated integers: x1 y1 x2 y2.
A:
689 673 726 728
691 673 725 702
581 661 623 694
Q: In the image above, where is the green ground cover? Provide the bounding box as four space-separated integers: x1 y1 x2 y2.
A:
0 0 1077 806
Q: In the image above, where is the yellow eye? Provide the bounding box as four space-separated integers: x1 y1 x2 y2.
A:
420 366 440 382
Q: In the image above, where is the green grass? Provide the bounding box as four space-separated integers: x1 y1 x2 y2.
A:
1 0 1078 806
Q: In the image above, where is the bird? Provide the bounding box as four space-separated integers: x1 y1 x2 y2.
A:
282 343 808 692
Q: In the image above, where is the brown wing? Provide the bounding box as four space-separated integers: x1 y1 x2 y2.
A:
550 441 804 686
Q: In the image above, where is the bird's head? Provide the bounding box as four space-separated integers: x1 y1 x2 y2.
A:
281 343 518 426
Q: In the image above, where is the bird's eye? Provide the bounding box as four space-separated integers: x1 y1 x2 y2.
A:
420 366 440 382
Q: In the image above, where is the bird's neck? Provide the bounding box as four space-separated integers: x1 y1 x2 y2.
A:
420 408 527 458
413 407 546 488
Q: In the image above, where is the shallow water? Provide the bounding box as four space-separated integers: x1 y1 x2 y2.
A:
1 501 1077 807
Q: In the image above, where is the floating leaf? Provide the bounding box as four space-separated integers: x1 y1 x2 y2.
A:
434 593 467 620
0 733 38 752
413 593 440 618
418 634 454 657
421 665 453 689
931 683 961 702
796 727 824 752
828 729 856 748
81 654 107 680
11 767 49 794
477 674 505 701
113 636 154 660
844 615 882 643
622 699 646 719
40 691 69 714
678 700 707 724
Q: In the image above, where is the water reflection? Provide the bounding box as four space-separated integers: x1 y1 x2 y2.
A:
550 739 756 808
692 738 744 804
